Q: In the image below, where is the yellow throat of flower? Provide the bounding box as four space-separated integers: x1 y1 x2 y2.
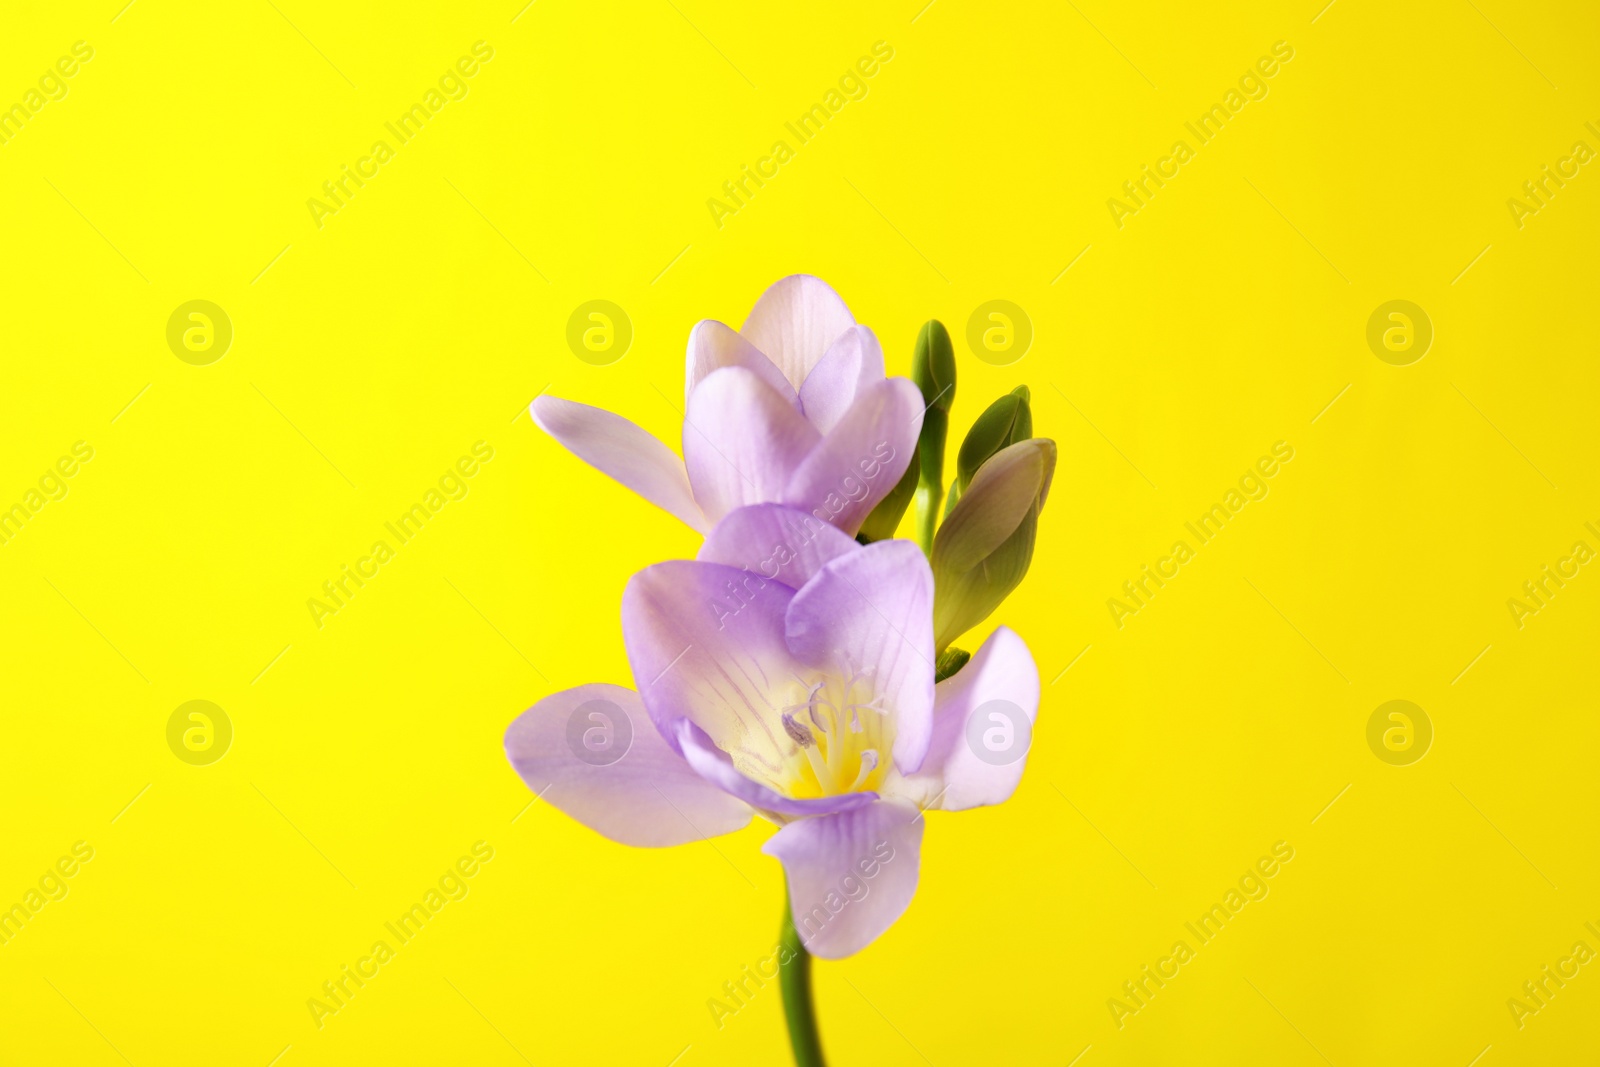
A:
773 669 895 799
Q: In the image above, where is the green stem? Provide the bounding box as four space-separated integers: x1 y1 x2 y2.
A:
913 483 941 558
912 406 948 559
778 889 826 1067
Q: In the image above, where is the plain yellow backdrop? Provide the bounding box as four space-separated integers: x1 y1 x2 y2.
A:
2 0 1598 1064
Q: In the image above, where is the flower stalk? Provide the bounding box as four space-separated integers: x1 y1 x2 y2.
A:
910 320 956 556
779 887 826 1067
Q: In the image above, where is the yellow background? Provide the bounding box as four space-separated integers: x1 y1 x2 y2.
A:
2 0 1597 1063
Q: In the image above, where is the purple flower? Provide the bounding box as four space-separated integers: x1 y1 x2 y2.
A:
505 505 1041 958
532 276 924 536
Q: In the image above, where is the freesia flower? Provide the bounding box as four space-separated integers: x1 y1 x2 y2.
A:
531 276 925 537
505 504 1041 958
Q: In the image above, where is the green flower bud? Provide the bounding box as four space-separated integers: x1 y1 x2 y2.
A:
911 320 956 414
909 320 956 555
935 646 971 682
931 438 1056 651
858 457 918 542
955 386 1032 497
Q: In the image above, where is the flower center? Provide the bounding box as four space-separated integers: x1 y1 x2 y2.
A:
771 666 894 798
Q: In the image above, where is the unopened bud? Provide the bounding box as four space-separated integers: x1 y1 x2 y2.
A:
931 438 1056 650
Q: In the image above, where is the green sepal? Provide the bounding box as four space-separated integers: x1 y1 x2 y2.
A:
935 646 971 682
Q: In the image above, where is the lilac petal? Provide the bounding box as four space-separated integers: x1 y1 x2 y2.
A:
683 367 821 524
684 319 799 410
902 627 1041 811
676 720 877 818
784 378 922 536
697 504 861 591
785 541 936 775
763 798 924 959
798 325 886 434
622 558 804 778
504 684 752 847
741 275 856 393
532 395 707 533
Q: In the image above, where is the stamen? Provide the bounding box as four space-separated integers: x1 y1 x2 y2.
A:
782 712 814 748
772 668 897 799
798 731 832 790
849 749 879 792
